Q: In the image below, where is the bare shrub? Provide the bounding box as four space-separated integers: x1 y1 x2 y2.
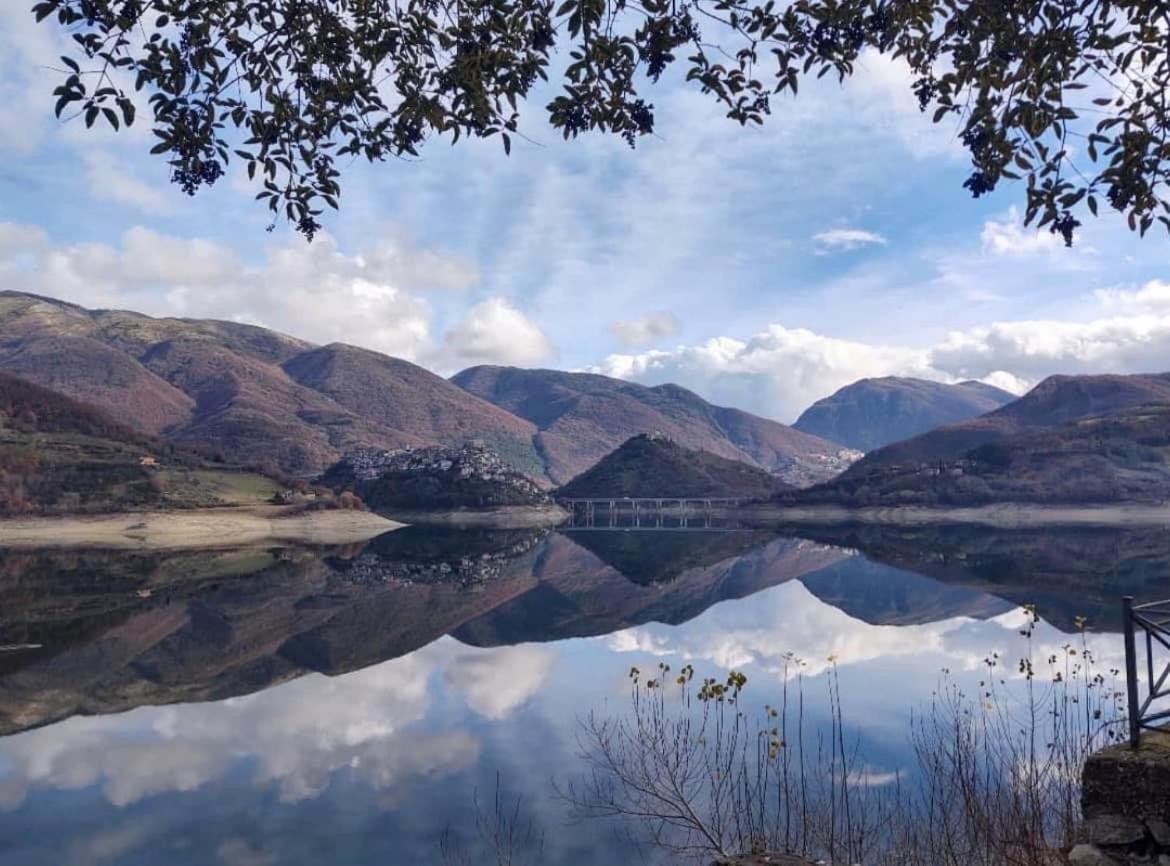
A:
561 607 1125 865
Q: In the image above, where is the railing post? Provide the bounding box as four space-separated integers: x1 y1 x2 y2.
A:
1124 595 1141 748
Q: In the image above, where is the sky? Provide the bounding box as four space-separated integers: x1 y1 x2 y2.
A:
3 6 1170 423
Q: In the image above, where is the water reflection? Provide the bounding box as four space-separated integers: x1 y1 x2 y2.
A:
0 524 1165 864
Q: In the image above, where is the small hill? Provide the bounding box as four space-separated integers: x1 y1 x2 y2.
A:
451 365 857 486
556 434 790 499
0 372 281 514
793 377 1016 452
324 443 550 512
0 292 543 477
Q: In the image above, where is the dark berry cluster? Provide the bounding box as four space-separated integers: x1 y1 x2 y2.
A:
171 159 223 196
1107 184 1131 211
623 99 654 147
914 77 935 111
1050 211 1081 247
960 125 990 152
555 101 590 137
529 21 555 53
297 216 322 241
178 23 196 53
963 170 996 197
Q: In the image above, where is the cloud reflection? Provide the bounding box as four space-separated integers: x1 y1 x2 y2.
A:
605 581 1124 680
0 638 555 813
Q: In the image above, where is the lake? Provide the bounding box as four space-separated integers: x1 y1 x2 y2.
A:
0 522 1157 865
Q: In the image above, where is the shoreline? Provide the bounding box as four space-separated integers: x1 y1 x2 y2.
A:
0 506 404 550
738 502 1170 528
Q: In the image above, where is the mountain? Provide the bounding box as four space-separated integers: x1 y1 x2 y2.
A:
792 377 1016 452
788 372 1170 506
0 293 539 477
451 365 857 486
0 372 280 513
556 434 790 499
845 373 1170 476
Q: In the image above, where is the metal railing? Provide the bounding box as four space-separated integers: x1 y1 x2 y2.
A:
1123 595 1170 747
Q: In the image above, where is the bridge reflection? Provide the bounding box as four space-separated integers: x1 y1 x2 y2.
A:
558 498 744 530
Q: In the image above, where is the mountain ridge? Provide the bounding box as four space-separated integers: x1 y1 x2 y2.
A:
791 372 1170 506
452 365 856 486
0 293 539 477
0 293 854 486
792 376 1016 452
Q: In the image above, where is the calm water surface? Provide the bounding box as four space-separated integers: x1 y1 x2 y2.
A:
0 522 1163 865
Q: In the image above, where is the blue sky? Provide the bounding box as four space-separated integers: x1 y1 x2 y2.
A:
3 5 1170 422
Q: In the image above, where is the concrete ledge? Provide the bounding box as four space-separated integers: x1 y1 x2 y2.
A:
712 857 821 866
1078 728 1170 863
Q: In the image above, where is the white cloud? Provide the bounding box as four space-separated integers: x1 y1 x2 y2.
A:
0 4 58 153
978 370 1030 395
929 315 1170 381
980 209 1065 257
596 326 936 421
443 297 555 367
845 49 965 160
609 311 681 348
442 644 556 720
1096 279 1170 312
0 224 480 362
82 151 173 213
595 297 1170 422
813 228 888 252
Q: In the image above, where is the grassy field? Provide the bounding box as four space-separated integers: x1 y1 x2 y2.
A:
157 469 285 507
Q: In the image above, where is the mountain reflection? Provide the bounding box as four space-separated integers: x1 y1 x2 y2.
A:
2 524 1170 738
786 523 1170 630
0 524 1163 866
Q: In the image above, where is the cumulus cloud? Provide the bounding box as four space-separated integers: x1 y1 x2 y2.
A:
0 223 480 362
1096 279 1170 312
929 316 1170 382
595 296 1170 422
609 311 681 348
813 228 888 252
443 297 555 367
